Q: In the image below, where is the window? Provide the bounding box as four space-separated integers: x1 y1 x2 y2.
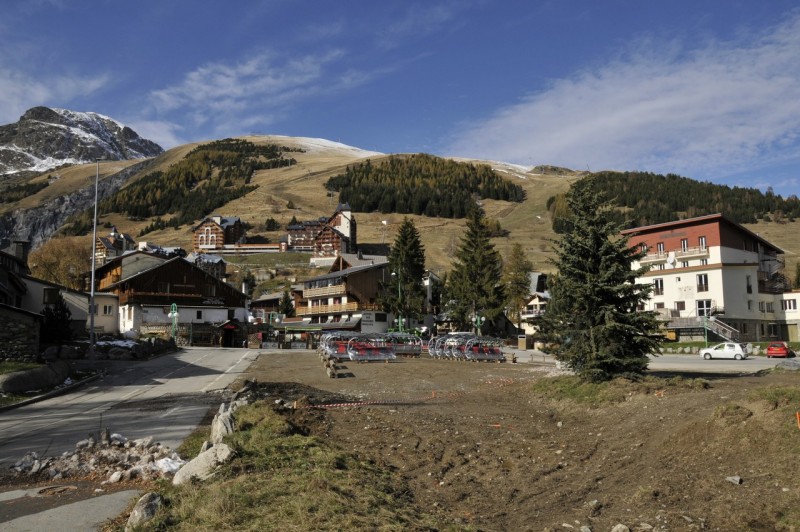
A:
641 243 648 253
196 310 203 320
768 323 779 337
697 299 712 316
741 323 747 335
103 305 113 315
746 275 752 294
781 299 797 311
680 238 688 252
653 278 664 296
657 264 665 270
759 301 766 312
699 236 707 250
675 301 686 311
681 261 689 268
766 302 774 313
747 300 753 311
700 259 708 266
43 287 60 305
654 302 665 309
657 242 665 253
696 274 709 292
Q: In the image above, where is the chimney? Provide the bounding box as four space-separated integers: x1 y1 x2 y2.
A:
12 240 30 266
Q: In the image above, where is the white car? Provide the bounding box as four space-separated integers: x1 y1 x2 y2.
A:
699 342 752 360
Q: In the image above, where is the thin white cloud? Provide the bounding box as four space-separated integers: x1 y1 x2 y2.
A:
444 11 800 182
378 3 459 49
149 49 350 130
0 65 110 124
124 119 185 150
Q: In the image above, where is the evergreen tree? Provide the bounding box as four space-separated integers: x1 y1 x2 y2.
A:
445 206 505 333
386 218 427 329
542 177 662 382
279 288 295 318
41 294 73 344
503 242 534 328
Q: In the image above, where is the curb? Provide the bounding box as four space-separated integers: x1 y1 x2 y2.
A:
0 372 103 413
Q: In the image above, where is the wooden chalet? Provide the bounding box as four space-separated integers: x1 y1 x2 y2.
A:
192 215 246 252
93 253 249 342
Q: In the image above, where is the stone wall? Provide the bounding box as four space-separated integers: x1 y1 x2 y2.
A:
0 306 41 361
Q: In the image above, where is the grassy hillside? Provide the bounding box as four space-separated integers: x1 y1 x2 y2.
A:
5 135 799 278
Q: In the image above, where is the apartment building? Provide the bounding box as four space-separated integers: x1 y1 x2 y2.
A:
621 214 798 342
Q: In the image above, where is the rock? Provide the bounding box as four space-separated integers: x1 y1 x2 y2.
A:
610 526 630 532
586 499 602 517
210 409 235 445
125 492 163 532
172 443 235 485
580 526 592 532
106 470 123 483
726 475 743 484
107 347 133 360
0 360 71 393
199 441 212 453
76 439 91 450
776 359 800 370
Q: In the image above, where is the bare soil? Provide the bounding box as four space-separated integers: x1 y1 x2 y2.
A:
242 351 800 531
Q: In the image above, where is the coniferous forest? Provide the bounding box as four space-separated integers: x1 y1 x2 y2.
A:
64 139 301 236
325 154 525 218
548 171 800 233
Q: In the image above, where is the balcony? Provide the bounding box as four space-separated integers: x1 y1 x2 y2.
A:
303 283 346 298
640 252 668 265
675 246 709 260
297 302 359 316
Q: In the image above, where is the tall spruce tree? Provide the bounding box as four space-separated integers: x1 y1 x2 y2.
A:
279 288 295 318
543 177 662 381
445 206 505 333
386 218 427 328
503 242 534 328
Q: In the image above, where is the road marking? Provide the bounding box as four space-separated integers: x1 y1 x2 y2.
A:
201 351 255 392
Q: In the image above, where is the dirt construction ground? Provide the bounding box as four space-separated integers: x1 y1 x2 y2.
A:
243 351 800 531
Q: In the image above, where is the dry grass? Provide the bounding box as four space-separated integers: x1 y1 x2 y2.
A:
8 135 800 277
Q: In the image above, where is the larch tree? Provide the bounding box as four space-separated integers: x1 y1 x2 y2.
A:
503 242 534 329
445 206 505 333
386 217 427 329
542 176 662 381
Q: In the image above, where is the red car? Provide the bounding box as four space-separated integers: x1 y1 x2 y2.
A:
766 342 793 358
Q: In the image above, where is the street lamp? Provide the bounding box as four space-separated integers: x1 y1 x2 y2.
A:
391 271 402 332
168 303 180 342
268 311 281 339
472 312 485 335
88 157 104 360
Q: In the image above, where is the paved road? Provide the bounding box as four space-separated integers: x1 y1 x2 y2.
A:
0 347 259 467
509 348 786 373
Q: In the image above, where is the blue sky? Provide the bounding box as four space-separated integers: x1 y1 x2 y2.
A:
2 1 800 196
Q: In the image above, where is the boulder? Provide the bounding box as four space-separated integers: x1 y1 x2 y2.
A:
210 409 235 444
172 443 235 485
125 492 163 532
0 360 71 393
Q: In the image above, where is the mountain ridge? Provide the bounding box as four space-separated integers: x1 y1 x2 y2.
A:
0 106 164 177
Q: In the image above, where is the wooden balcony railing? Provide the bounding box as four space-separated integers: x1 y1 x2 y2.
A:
296 302 380 316
303 284 346 298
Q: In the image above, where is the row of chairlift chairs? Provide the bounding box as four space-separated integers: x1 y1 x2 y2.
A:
318 331 506 363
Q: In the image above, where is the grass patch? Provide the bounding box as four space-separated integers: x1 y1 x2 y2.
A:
0 392 28 407
530 375 710 407
0 361 41 375
149 402 450 530
748 386 800 408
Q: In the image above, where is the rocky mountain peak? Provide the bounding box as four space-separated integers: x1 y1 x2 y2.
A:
0 106 164 176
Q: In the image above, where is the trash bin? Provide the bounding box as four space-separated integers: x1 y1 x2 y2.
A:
517 334 527 350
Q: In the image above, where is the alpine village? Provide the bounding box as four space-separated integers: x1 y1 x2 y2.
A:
1 107 799 530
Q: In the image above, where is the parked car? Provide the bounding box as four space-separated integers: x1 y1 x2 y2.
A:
766 341 794 358
699 342 752 360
